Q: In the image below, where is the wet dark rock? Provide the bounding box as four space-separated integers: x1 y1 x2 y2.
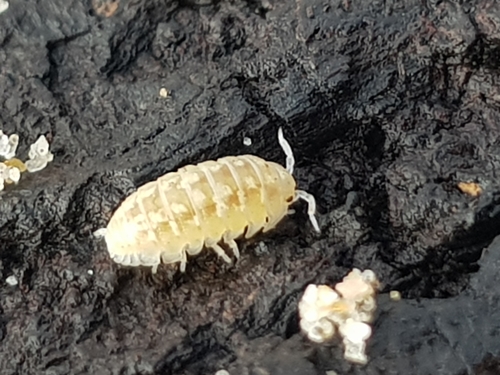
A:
1 0 500 374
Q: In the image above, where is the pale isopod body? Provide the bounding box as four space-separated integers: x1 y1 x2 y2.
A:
99 128 320 273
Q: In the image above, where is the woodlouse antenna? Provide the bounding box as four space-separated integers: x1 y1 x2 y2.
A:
295 190 321 233
278 127 295 175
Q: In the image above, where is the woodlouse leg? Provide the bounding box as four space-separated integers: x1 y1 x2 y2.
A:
223 234 240 260
295 190 321 233
179 247 188 272
206 240 232 264
278 127 295 175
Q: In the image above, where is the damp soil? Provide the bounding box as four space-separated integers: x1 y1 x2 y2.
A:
1 0 500 374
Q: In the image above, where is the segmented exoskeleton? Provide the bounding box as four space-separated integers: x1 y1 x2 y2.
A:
96 128 320 273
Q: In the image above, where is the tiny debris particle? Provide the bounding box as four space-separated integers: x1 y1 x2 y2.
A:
243 137 252 146
390 290 402 301
0 0 8 15
259 0 273 11
63 270 74 281
6 275 18 286
215 370 230 375
306 5 315 18
87 269 94 275
458 181 482 197
159 88 170 98
255 241 268 255
92 0 119 17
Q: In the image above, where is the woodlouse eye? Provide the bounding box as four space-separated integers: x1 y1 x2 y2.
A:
286 196 294 203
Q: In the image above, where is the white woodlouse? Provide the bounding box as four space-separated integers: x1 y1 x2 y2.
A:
96 128 320 273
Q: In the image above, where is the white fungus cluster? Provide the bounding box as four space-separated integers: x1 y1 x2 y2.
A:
298 269 380 365
0 131 54 192
25 135 54 172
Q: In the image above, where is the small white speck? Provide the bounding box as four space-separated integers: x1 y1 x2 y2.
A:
390 290 401 301
87 269 94 275
243 137 252 146
6 275 18 286
255 241 268 255
215 370 230 375
63 269 74 281
159 88 170 98
0 1 8 15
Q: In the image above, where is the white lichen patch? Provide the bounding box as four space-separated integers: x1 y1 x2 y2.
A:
298 268 380 365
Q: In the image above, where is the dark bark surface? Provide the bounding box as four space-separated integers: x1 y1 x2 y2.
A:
1 0 500 374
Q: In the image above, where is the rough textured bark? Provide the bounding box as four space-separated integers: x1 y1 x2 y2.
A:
1 0 500 374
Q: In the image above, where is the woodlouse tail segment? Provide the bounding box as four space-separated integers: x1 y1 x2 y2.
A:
278 127 295 175
295 190 321 233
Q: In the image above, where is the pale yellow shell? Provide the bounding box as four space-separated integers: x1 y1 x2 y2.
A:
104 154 298 272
